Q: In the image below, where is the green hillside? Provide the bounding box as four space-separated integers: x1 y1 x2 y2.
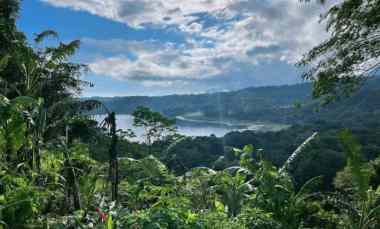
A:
93 78 380 124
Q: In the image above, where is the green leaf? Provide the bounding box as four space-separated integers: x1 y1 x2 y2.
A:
339 129 371 199
243 145 254 154
215 200 225 213
34 30 58 43
106 215 113 229
0 55 10 71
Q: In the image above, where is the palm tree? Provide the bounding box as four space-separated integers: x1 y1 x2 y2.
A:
88 100 119 202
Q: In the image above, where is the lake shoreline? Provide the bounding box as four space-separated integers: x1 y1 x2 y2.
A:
93 114 290 143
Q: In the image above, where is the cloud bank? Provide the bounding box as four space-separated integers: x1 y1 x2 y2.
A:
41 0 331 86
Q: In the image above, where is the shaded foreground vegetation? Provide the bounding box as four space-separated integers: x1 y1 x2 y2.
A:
0 0 380 228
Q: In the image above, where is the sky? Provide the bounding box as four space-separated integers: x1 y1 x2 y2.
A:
18 0 331 97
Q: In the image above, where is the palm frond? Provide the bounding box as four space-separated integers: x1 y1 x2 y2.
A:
34 30 58 43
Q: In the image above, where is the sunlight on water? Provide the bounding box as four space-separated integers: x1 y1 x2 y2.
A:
93 114 289 142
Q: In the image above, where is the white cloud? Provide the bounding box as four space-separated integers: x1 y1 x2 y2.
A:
40 0 236 28
86 39 225 82
42 0 333 83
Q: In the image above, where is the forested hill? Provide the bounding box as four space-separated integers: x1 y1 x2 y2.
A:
90 77 380 124
91 83 312 120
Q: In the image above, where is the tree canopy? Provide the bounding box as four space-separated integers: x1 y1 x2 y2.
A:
133 106 176 145
299 0 380 103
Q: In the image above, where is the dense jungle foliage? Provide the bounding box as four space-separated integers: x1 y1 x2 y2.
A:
0 0 380 228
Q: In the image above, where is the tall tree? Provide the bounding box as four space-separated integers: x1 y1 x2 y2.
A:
0 0 97 172
0 0 25 54
132 106 176 147
299 0 380 103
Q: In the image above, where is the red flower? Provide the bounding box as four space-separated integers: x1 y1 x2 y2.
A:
96 208 108 222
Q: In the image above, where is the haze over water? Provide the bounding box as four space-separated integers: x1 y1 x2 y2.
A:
94 114 288 142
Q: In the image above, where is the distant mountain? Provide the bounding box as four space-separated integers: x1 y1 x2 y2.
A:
89 78 380 125
310 77 380 125
90 83 312 121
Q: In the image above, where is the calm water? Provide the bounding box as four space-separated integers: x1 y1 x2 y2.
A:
94 114 288 142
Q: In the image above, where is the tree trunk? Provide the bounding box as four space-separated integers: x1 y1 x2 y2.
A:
35 140 40 173
64 150 82 210
109 112 119 202
64 126 82 210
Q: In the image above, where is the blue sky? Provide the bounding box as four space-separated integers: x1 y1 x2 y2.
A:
18 0 329 97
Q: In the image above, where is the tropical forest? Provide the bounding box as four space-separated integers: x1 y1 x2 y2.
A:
0 0 380 228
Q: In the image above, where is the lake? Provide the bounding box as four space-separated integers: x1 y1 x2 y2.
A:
94 114 289 142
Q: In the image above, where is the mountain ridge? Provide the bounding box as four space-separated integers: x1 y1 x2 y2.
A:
89 78 380 125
